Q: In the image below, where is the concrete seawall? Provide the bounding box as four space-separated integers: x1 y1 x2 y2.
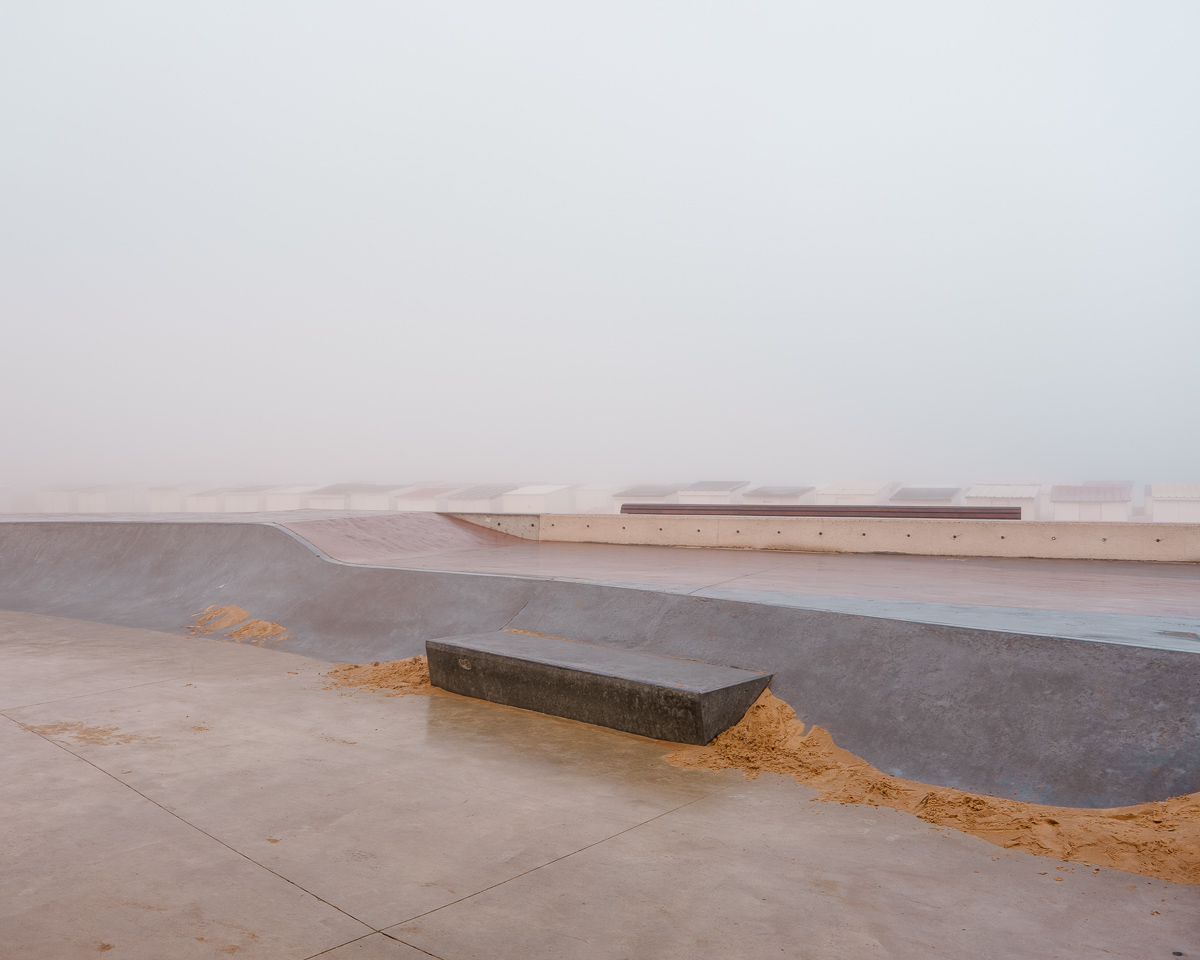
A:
452 513 1200 563
0 518 1197 808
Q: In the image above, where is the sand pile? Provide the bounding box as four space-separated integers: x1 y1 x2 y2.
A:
324 655 433 695
666 690 1200 886
188 605 292 644
324 656 1199 885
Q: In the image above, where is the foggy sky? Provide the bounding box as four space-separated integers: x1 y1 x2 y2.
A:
2 2 1198 488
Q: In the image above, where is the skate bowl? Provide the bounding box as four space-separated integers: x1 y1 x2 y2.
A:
0 517 1197 808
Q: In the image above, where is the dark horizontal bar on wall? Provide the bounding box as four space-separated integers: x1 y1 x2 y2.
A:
618 503 1023 520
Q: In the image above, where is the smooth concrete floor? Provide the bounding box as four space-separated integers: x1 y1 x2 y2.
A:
1 610 1196 960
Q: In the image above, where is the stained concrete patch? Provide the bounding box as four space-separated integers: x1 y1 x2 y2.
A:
20 720 157 745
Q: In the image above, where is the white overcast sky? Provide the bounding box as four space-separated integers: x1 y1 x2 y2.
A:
1 2 1197 487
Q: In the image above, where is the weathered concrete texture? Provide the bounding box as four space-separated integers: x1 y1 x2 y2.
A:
0 519 1198 807
0 520 538 664
427 632 772 744
2 611 1198 960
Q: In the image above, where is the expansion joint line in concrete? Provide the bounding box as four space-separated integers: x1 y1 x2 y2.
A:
302 932 446 960
0 672 198 711
380 781 738 937
497 593 537 633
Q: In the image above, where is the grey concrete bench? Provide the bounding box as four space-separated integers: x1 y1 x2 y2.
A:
426 631 772 744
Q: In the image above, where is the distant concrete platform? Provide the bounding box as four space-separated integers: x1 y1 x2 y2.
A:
427 632 771 744
1 610 1196 959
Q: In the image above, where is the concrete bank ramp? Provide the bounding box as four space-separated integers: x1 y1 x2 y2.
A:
0 518 1197 809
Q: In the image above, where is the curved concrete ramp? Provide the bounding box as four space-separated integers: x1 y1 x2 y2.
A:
0 518 1197 809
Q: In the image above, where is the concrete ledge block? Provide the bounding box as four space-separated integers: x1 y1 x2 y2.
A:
426 632 772 744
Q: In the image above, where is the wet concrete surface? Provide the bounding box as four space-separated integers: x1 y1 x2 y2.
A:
2 610 1197 960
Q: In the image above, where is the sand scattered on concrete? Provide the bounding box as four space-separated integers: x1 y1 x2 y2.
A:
191 605 251 632
323 656 1199 885
228 618 289 641
188 605 291 644
324 655 434 696
665 690 1200 886
22 721 157 746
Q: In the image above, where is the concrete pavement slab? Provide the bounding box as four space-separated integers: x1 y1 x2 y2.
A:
389 776 1199 960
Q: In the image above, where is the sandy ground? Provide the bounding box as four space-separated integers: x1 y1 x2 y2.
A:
4 609 1196 959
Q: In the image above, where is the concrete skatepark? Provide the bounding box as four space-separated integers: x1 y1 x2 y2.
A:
2 512 1198 958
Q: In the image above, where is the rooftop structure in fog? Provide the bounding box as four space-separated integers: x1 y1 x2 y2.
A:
612 484 683 512
1050 482 1134 522
678 481 750 505
614 484 682 499
964 483 1044 520
445 485 519 512
394 486 459 512
1146 484 1200 523
966 484 1042 500
742 485 816 505
502 485 574 513
891 487 962 506
815 482 899 505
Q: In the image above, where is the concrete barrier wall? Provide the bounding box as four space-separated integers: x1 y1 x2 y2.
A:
1 520 1197 808
452 513 1200 562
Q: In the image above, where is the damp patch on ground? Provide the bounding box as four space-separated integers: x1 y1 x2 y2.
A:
325 655 1200 886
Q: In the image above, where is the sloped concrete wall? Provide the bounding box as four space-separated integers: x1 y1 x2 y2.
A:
0 520 1197 808
0 521 537 664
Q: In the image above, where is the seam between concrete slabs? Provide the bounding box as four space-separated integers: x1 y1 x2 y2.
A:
1 714 377 937
303 932 447 960
0 671 199 711
380 782 739 935
2 700 736 959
